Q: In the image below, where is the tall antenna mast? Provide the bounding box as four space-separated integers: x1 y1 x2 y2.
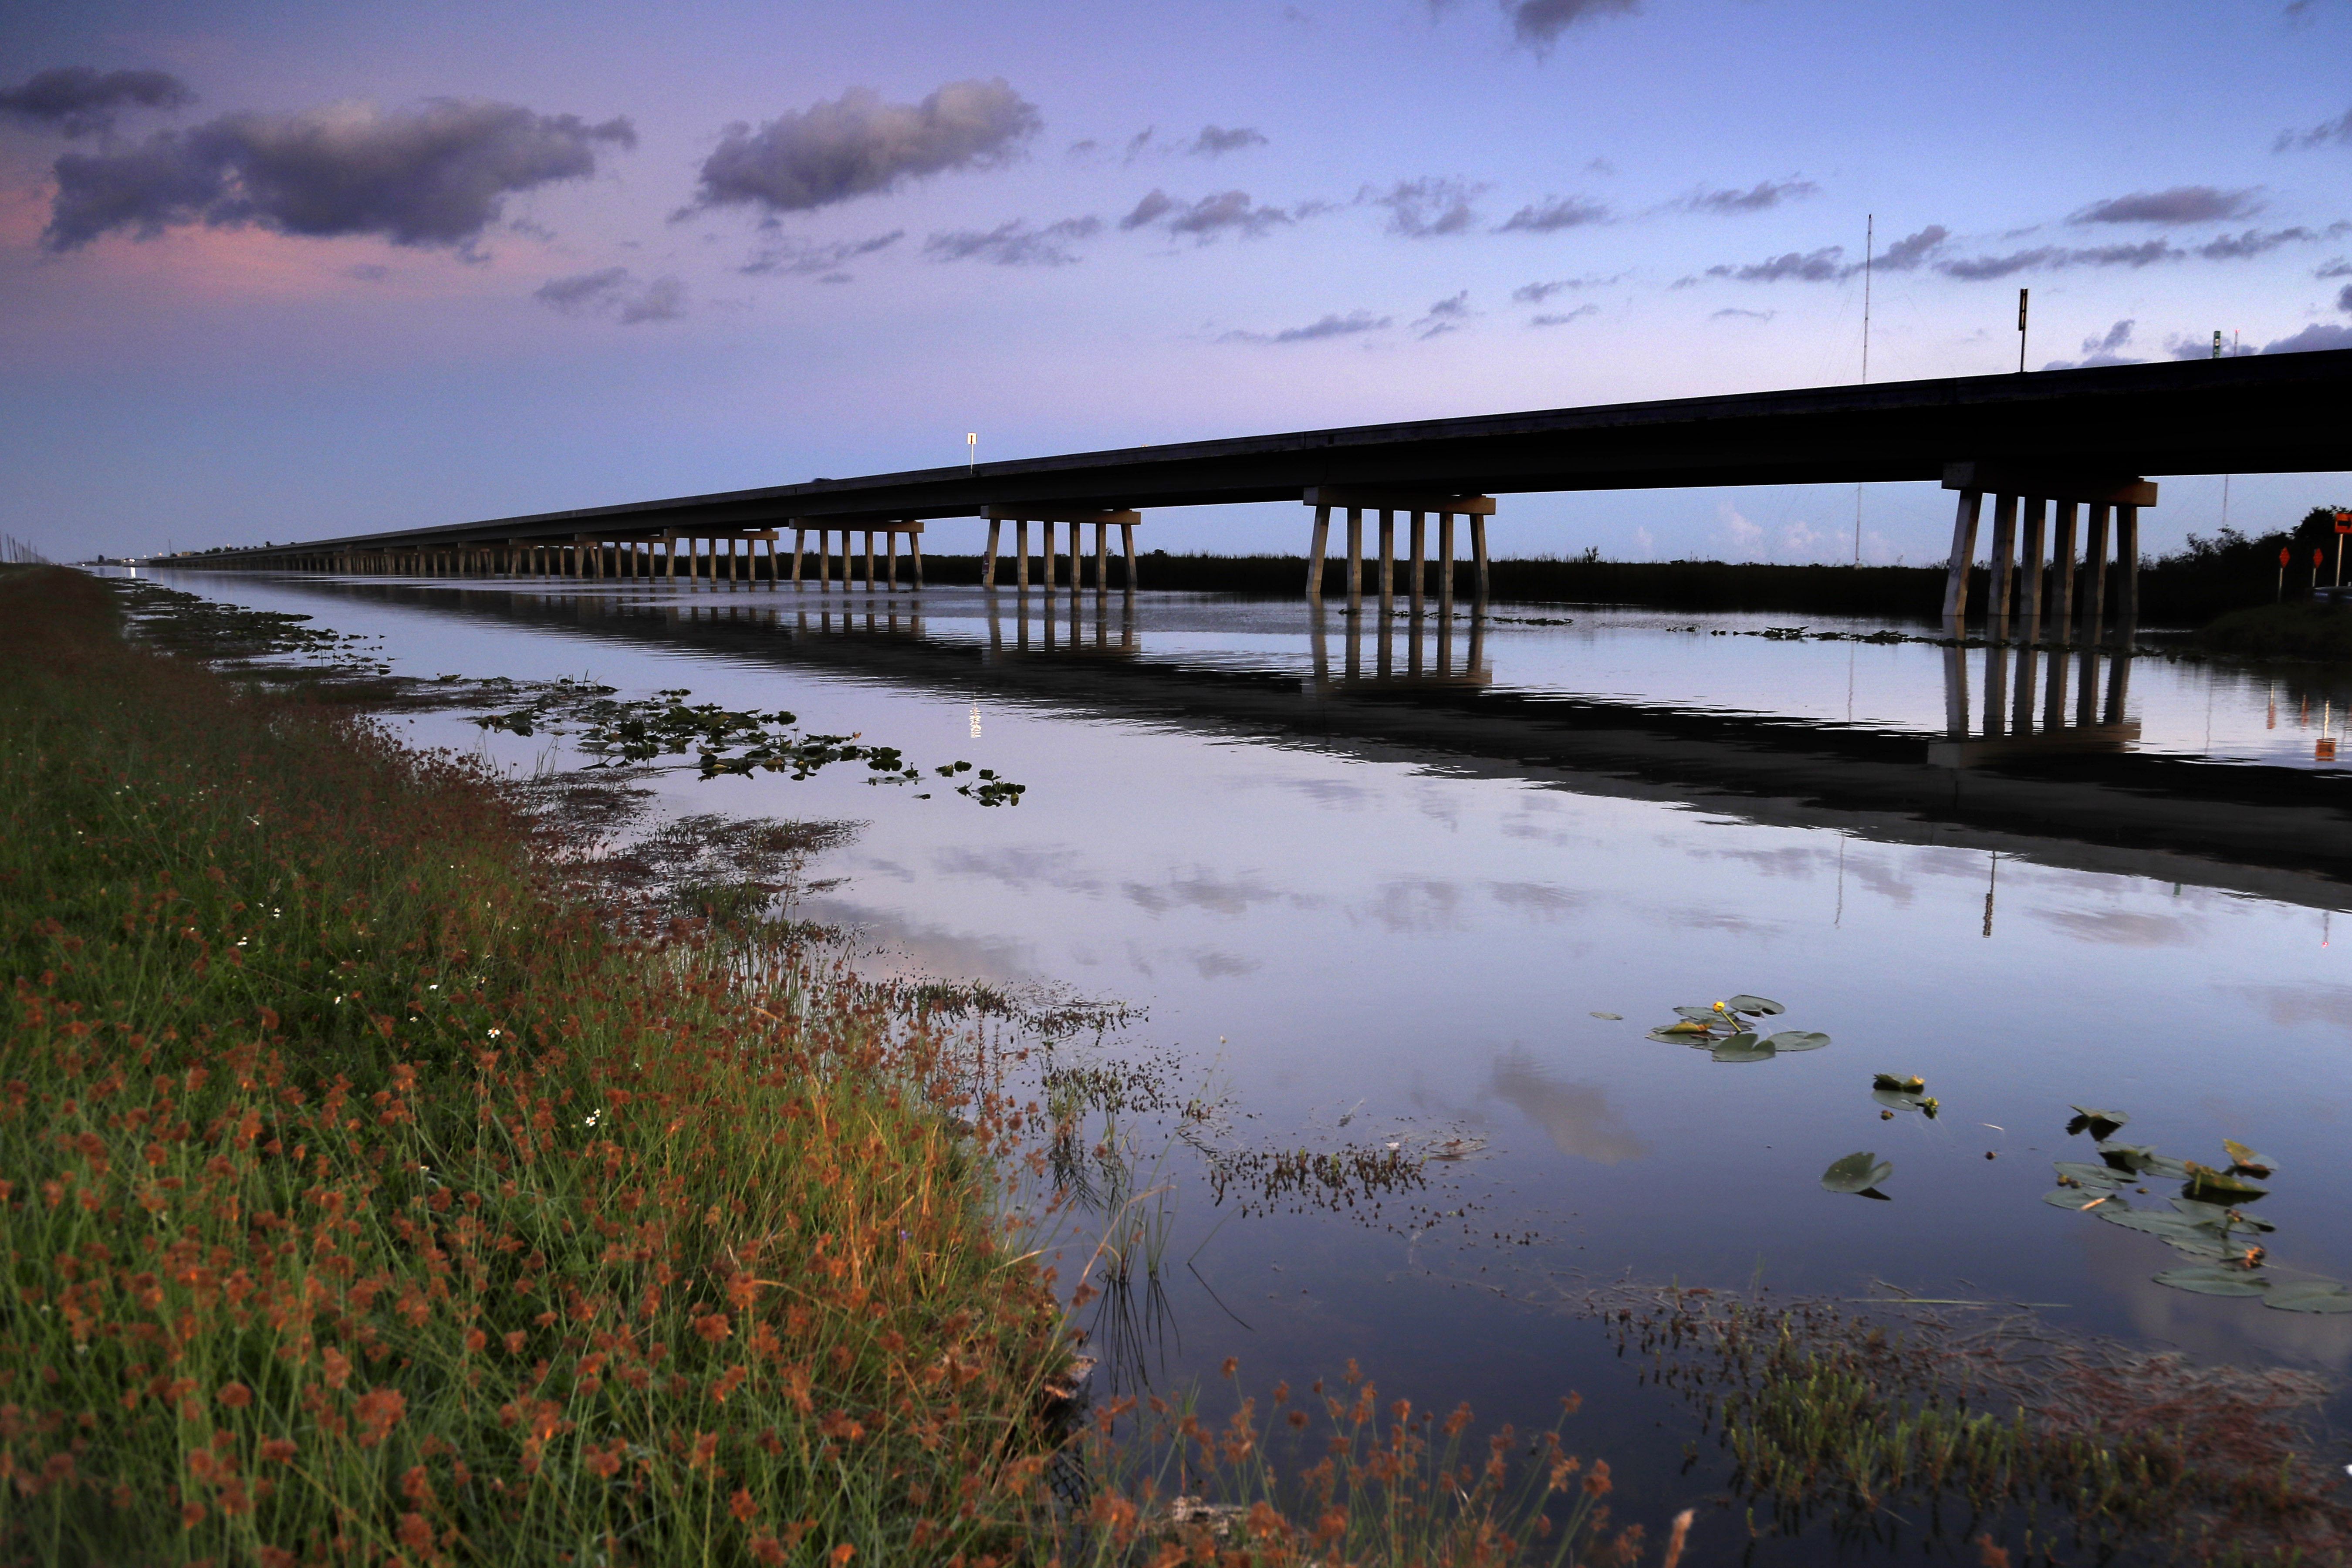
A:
1855 214 1871 565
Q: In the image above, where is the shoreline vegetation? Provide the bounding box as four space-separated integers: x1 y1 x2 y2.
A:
0 566 1643 1566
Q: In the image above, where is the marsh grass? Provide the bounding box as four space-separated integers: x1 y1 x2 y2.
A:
1 568 1074 1564
1606 1286 2349 1563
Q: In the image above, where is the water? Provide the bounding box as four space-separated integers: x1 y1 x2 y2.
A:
134 568 2352 1554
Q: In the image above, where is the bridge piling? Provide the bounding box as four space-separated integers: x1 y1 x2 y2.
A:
983 519 1000 588
2081 504 2109 639
1985 494 2020 632
1378 510 1395 618
1940 490 1984 622
2114 506 2140 635
1410 513 1426 618
2050 503 2078 632
1306 505 1330 602
1346 507 1364 615
1438 512 1456 622
2017 500 2047 639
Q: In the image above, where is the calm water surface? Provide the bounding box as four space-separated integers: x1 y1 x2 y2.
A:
142 568 2352 1558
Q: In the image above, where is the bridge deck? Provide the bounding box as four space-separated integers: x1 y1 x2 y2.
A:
174 351 2349 561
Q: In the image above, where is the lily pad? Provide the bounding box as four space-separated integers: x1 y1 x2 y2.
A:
2222 1138 2274 1178
2066 1106 2130 1139
2042 1187 2122 1212
2094 1206 2219 1240
1712 1034 1777 1064
2051 1161 2128 1189
1589 1011 1623 1021
2152 1266 2269 1298
1649 1023 1711 1042
2264 1281 2352 1314
1821 1151 1893 1196
1872 1073 1925 1094
1763 1031 1829 1052
2182 1162 2268 1203
1673 1006 1723 1024
1725 995 1786 1016
2170 1197 2274 1232
2098 1141 2192 1180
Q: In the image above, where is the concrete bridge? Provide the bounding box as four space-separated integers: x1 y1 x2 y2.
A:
158 349 2350 632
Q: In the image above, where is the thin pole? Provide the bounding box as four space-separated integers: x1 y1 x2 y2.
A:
1861 213 1872 385
2017 288 2029 374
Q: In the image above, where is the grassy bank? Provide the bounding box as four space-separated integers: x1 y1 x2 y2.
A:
2193 602 2352 661
0 567 1070 1562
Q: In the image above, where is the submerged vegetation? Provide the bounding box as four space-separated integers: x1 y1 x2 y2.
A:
1608 1285 2350 1563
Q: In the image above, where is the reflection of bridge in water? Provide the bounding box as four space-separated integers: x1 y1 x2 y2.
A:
1930 641 2140 767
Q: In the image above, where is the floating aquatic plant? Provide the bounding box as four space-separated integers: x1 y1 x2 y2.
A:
1646 993 1830 1063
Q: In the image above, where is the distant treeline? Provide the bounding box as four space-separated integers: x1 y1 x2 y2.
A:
895 504 2349 625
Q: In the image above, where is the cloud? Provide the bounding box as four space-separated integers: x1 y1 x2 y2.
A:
684 79 1037 218
0 66 194 138
2275 105 2352 151
1123 127 1154 162
1505 0 1642 50
1936 239 2179 280
2163 330 2254 360
1186 124 1267 157
1122 187 1297 240
1495 193 1608 233
1529 304 1598 326
1369 177 1487 237
1710 306 1773 321
2321 258 2352 278
922 214 1100 265
738 229 902 277
42 98 635 252
1708 245 1845 283
2071 185 2263 224
1219 309 1391 345
1414 289 1472 338
533 267 686 323
2263 322 2352 354
1874 223 1948 270
1511 274 1613 302
2342 280 2352 312
2040 318 2144 369
1684 178 1817 215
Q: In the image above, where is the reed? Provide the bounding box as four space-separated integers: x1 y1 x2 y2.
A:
0 568 1073 1564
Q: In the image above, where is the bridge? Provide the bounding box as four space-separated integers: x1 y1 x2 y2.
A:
159 349 2350 632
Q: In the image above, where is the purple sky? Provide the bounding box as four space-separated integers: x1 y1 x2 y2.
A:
3 0 2349 565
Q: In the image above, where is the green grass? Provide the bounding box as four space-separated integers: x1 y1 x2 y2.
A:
0 568 1071 1564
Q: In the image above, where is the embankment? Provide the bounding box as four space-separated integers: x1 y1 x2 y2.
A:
0 566 1069 1562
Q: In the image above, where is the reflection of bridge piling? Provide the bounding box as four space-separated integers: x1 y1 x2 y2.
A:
1308 602 1490 690
1933 639 2138 765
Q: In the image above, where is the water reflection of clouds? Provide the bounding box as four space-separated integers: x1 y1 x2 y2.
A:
1122 870 1319 918
1486 881 1589 920
1487 1052 1649 1166
928 844 1104 896
2227 981 2352 1036
2079 1223 2352 1370
1353 878 1470 935
2034 908 2203 946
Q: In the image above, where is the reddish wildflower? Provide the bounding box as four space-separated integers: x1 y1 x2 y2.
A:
354 1387 407 1447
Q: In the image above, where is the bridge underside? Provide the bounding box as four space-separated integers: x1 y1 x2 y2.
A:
162 351 2350 625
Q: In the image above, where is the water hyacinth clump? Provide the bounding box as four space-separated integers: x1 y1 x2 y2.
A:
0 568 1072 1563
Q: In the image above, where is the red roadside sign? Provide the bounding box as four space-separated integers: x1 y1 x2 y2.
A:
2338 510 2352 534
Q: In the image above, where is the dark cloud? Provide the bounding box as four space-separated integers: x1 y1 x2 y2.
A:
1708 245 1845 283
0 66 194 138
42 98 635 252
2342 281 2352 312
2320 258 2352 277
1936 239 2179 280
923 215 1100 265
2263 322 2352 353
1511 273 1613 302
1219 309 1390 345
2274 105 2352 151
2040 318 2144 369
1369 177 1486 237
1862 223 1946 271
534 267 685 324
1494 193 1608 233
1529 304 1598 326
1506 0 1642 50
685 79 1037 218
2070 186 2262 224
1710 307 1773 321
1122 187 1297 240
2196 225 2326 260
1414 289 1472 338
738 229 902 277
1124 127 1155 162
1186 124 1267 157
1685 178 1817 215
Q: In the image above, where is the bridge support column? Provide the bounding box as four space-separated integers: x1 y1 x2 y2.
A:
1093 520 1108 594
2114 505 2140 636
1410 513 1426 618
864 529 876 592
910 524 924 588
983 519 1000 588
1985 494 2019 630
886 528 899 588
1437 512 1455 622
2017 500 2046 639
1378 509 1395 618
1122 522 1137 592
2081 504 2109 638
1471 514 1490 608
1306 505 1329 602
1940 490 1983 622
1345 507 1364 615
2049 503 2078 633
1017 521 1031 589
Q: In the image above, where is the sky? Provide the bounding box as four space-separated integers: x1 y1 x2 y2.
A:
3 0 2349 566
